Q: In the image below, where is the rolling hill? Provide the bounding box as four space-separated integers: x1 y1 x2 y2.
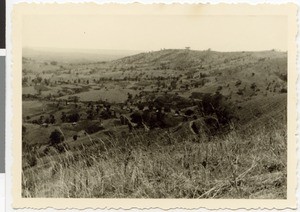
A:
22 48 288 199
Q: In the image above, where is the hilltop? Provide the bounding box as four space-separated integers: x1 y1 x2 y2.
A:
113 48 286 68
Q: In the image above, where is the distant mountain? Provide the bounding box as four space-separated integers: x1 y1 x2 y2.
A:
110 48 287 81
22 47 142 63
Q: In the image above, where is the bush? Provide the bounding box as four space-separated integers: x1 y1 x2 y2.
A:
130 111 143 126
204 116 220 135
199 93 235 131
237 89 243 95
250 83 257 91
68 113 80 122
280 88 287 93
185 109 194 116
73 135 78 141
49 129 64 146
164 106 171 113
100 110 112 119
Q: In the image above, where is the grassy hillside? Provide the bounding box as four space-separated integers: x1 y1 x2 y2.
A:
22 120 286 198
111 49 286 76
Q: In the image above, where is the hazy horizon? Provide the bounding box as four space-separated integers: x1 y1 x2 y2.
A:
23 46 286 54
22 46 144 63
22 46 143 55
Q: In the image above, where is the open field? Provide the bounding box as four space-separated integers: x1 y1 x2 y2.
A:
59 87 139 103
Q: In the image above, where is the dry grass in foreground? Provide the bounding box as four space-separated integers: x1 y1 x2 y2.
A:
22 122 287 199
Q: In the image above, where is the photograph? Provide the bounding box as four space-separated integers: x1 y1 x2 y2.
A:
12 3 297 209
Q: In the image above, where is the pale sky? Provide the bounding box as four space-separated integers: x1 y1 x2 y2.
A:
22 15 287 52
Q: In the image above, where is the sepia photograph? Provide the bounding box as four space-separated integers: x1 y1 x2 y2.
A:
12 3 297 209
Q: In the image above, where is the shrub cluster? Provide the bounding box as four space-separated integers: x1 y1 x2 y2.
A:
199 93 235 133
